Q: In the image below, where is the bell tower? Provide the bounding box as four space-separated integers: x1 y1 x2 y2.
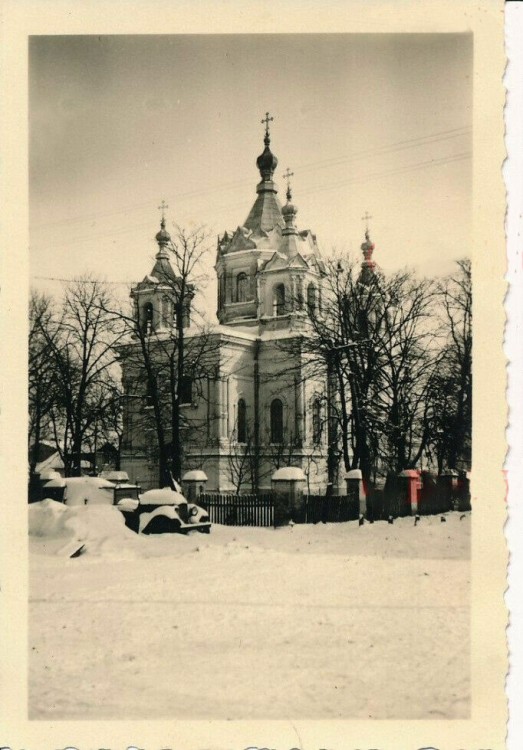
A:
215 115 326 333
131 202 194 336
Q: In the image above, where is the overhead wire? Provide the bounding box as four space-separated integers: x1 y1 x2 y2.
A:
31 126 471 231
30 148 471 254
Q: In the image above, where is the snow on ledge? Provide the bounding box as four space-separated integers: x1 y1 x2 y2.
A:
182 470 208 482
271 467 306 482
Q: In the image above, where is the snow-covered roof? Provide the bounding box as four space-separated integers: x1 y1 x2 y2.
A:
36 452 64 474
182 470 208 482
100 470 130 483
272 467 306 482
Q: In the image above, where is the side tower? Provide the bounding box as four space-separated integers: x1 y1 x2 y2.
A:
119 211 197 489
131 211 194 336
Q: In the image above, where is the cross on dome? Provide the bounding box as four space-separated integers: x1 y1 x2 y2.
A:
158 200 169 224
155 199 171 249
283 168 294 200
261 111 274 138
362 211 373 239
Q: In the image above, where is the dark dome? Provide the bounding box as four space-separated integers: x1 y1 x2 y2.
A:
155 218 171 245
282 200 297 218
256 135 278 180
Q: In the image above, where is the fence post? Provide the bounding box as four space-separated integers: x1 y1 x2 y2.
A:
398 469 421 516
181 470 208 503
439 469 459 510
345 468 365 518
271 467 306 527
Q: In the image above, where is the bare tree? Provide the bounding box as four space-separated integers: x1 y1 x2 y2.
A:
28 291 60 475
32 278 124 476
426 259 472 471
116 225 219 486
227 430 256 495
284 255 440 482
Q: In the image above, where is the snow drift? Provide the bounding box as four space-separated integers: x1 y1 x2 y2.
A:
29 499 140 556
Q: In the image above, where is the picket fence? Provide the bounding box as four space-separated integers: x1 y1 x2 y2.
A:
199 492 360 527
199 493 275 527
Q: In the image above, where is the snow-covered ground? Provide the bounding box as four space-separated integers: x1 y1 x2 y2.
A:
28 501 470 720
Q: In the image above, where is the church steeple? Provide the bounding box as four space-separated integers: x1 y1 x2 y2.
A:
215 120 325 331
359 213 378 283
243 112 283 234
155 200 171 259
282 168 298 237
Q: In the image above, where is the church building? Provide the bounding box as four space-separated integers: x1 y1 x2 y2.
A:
120 118 343 493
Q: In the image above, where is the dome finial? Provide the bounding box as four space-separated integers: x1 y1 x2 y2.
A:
155 199 171 249
362 210 372 241
256 112 278 181
158 199 169 228
261 111 274 145
282 167 298 234
360 212 377 276
283 167 294 202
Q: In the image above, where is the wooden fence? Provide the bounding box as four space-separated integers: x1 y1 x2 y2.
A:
199 493 275 527
199 492 360 527
297 494 360 524
197 474 471 528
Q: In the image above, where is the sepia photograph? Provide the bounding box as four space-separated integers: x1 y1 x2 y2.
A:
26 32 476 722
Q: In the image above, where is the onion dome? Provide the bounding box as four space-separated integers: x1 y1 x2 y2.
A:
256 133 278 180
282 184 298 227
361 229 375 263
360 229 377 282
155 216 171 247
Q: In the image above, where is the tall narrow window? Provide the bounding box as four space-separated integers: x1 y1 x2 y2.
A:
237 398 247 443
183 299 191 329
270 398 284 443
312 398 322 444
161 296 171 327
179 375 193 405
307 283 317 314
142 302 154 334
236 273 249 302
273 284 286 316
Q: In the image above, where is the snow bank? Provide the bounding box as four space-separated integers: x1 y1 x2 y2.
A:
29 499 139 557
29 498 69 537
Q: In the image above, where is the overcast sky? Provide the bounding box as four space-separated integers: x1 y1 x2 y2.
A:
29 34 472 315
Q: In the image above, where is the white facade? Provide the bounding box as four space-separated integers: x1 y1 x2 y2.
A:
121 128 337 493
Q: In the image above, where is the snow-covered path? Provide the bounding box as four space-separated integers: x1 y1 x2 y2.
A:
29 512 470 720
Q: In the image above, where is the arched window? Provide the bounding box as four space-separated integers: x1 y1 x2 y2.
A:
312 398 322 444
236 273 249 302
270 398 284 444
307 283 317 314
273 284 286 317
237 398 247 443
142 302 154 334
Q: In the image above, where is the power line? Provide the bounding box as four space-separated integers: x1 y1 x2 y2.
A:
31 126 471 231
31 276 139 285
31 149 471 252
204 151 471 220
